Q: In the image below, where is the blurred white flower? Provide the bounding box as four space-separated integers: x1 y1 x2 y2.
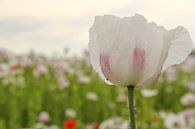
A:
86 92 99 101
33 64 48 77
181 93 195 106
78 75 90 84
34 122 46 129
141 89 158 98
33 123 59 129
100 117 128 129
58 76 70 89
164 113 187 129
65 108 77 118
38 111 50 123
89 14 193 87
181 108 195 127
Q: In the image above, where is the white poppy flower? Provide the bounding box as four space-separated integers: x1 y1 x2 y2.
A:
89 14 193 87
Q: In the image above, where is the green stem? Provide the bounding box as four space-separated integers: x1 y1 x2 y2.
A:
127 86 136 129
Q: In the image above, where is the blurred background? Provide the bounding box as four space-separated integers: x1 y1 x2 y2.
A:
0 0 195 129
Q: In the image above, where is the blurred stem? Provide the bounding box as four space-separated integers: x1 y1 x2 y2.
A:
127 86 136 129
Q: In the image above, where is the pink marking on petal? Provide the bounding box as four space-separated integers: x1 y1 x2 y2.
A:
99 53 112 80
133 47 145 72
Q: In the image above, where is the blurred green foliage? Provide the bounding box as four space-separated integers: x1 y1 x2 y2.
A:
0 53 194 129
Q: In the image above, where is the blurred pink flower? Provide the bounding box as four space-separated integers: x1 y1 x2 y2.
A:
38 111 50 123
58 76 70 89
33 64 48 77
181 108 194 118
78 75 90 84
54 62 70 74
181 109 195 128
181 93 195 106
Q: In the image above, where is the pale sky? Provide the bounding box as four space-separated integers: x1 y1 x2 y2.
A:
0 0 194 56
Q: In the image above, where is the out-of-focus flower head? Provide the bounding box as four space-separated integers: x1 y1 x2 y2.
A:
65 108 77 118
163 113 187 129
86 92 99 101
181 108 194 118
99 117 128 129
38 111 50 123
34 123 59 129
33 64 48 77
34 122 46 129
141 89 158 98
58 76 70 89
181 108 195 128
54 61 71 74
78 75 90 84
63 120 77 129
181 93 195 106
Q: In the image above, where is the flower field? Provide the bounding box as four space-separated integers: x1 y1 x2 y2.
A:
0 49 195 129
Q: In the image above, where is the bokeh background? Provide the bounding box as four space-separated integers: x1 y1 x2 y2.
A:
0 0 195 129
